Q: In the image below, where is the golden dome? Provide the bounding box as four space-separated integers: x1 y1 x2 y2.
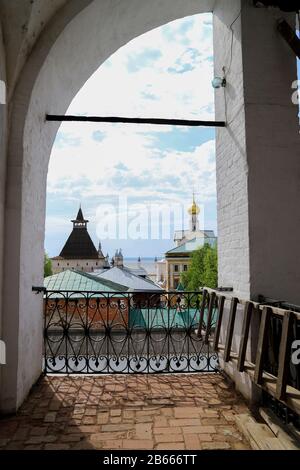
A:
188 196 200 215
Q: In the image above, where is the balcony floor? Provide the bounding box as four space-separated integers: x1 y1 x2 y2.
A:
0 373 251 450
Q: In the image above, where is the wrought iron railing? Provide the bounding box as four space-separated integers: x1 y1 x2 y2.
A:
43 290 218 374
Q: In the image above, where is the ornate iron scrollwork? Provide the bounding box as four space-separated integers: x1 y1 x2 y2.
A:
44 290 218 374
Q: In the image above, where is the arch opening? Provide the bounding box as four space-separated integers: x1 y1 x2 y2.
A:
2 0 220 411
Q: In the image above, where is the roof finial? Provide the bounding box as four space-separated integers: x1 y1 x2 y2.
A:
188 192 200 216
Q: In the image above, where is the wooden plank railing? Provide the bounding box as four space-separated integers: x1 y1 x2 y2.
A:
202 288 300 416
237 301 253 372
224 297 238 362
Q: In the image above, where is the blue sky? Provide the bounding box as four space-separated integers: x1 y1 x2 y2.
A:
45 13 217 259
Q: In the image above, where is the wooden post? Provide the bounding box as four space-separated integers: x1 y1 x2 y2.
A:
237 302 254 372
254 307 272 385
205 292 216 344
277 19 300 60
276 311 294 401
212 295 225 351
197 289 207 338
224 297 238 362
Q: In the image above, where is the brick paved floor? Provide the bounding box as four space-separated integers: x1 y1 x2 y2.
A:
0 374 251 450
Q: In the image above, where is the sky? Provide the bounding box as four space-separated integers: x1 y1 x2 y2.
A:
45 13 217 259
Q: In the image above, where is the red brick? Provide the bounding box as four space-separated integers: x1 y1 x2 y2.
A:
155 434 184 443
182 425 216 434
169 418 201 427
201 441 230 450
154 427 181 435
184 434 200 450
156 443 185 450
44 444 71 450
122 439 154 449
110 409 121 417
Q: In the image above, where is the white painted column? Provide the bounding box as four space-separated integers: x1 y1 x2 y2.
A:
214 0 300 303
214 0 299 402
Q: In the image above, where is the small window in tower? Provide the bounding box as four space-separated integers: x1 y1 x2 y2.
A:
184 265 188 272
174 265 179 272
86 262 88 266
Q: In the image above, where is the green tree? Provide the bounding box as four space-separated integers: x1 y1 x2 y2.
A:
181 244 218 291
44 252 53 277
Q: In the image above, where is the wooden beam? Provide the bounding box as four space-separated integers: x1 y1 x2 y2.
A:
212 295 225 351
277 19 300 59
276 311 294 401
237 302 254 372
205 291 216 344
46 114 226 128
224 297 238 362
197 289 208 338
215 340 300 418
254 307 272 385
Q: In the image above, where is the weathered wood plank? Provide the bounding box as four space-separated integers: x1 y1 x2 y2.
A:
197 289 208 338
217 341 300 417
212 295 225 351
276 311 294 401
224 297 238 362
254 307 272 385
237 302 254 372
204 291 216 344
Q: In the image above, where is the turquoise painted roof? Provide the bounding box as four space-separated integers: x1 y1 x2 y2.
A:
166 237 217 255
176 283 185 292
44 269 129 293
129 308 217 329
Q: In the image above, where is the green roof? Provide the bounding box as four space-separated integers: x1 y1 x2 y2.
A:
176 283 185 292
129 308 217 329
44 269 129 293
166 237 217 256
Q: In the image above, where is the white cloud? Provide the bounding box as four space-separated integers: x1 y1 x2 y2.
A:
48 125 216 204
46 13 216 255
65 13 214 120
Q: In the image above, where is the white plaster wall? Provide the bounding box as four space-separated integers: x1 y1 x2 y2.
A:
241 5 300 302
214 1 299 303
51 258 105 274
2 0 299 412
214 0 299 402
0 0 69 99
214 0 250 299
1 0 94 413
1 0 216 412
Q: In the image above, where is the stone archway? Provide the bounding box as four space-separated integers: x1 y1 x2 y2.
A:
1 0 299 413
1 0 219 414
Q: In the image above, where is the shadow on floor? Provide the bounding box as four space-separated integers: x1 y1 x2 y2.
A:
0 373 251 450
